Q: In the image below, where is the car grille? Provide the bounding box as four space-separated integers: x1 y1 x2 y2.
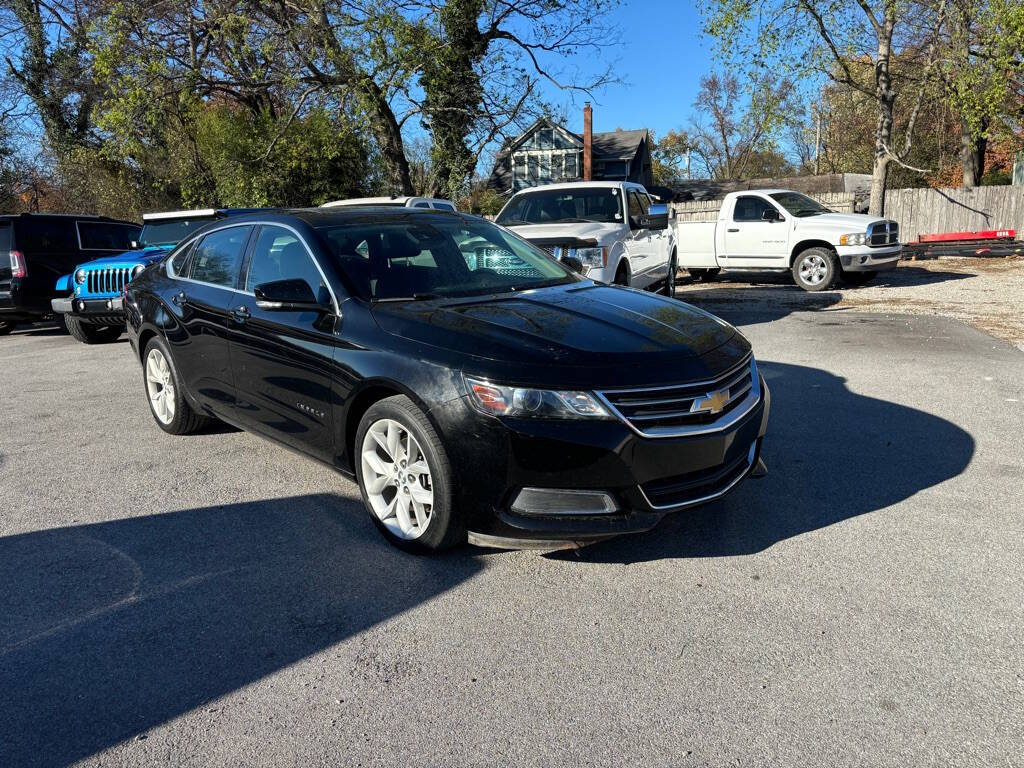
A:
868 221 899 247
473 247 543 278
597 356 758 438
640 443 755 509
539 245 557 257
84 267 132 297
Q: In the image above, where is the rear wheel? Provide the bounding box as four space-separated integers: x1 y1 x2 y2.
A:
0 320 15 336
143 336 210 435
355 395 461 553
843 271 876 286
688 268 720 282
65 315 123 344
792 247 839 291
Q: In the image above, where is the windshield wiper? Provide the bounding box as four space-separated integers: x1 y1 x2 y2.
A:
373 292 443 303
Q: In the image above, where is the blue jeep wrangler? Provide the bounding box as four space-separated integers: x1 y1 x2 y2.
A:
52 208 262 343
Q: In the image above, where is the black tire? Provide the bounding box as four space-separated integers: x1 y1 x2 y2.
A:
688 268 720 282
65 315 124 344
0 320 15 336
843 271 876 286
662 251 677 297
613 263 630 286
791 247 839 292
354 395 462 554
142 336 210 435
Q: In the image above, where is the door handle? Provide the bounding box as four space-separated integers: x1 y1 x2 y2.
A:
231 305 251 321
727 228 740 233
172 291 188 306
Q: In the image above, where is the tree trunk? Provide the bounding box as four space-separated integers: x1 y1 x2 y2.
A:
362 83 414 195
869 21 895 217
960 116 987 188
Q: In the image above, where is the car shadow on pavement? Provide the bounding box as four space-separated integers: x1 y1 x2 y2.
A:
561 361 975 564
676 286 842 325
0 494 483 767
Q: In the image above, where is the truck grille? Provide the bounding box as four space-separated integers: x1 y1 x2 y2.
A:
85 267 132 297
868 221 899 247
640 443 756 509
597 356 759 438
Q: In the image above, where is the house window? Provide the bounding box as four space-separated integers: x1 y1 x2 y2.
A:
510 125 582 190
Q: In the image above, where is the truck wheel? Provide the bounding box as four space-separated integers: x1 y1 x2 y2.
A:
355 395 462 554
143 336 210 435
792 247 838 291
661 252 677 297
65 316 124 344
0 320 15 336
688 268 720 282
843 271 876 286
614 263 630 286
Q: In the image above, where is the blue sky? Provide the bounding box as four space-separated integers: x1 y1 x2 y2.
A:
532 0 712 140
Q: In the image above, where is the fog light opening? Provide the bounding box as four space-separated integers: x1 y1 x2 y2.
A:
511 488 619 516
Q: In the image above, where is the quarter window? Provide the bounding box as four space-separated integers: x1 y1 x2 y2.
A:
246 226 330 304
189 226 252 288
733 196 779 222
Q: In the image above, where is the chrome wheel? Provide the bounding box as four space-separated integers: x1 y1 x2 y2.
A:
360 418 433 540
145 348 176 425
799 253 829 286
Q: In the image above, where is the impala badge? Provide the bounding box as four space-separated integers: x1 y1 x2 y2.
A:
691 388 730 415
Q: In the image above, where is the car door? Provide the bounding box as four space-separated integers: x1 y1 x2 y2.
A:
721 195 790 267
226 224 339 462
166 224 254 415
624 189 658 286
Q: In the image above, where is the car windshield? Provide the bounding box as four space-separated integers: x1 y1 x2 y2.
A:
139 218 215 247
496 188 623 225
769 192 831 217
319 216 579 301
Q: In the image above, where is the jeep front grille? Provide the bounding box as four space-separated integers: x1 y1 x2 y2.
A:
85 267 132 296
596 356 759 438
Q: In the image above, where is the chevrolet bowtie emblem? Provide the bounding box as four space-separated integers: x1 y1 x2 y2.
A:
691 388 730 415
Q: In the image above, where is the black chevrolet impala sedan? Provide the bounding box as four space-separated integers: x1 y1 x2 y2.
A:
124 208 770 552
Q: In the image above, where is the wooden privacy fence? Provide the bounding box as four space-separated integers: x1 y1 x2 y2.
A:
883 186 1024 242
671 192 857 222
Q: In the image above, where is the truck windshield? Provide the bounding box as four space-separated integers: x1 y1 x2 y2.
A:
139 218 214 247
496 188 623 226
769 192 831 217
319 216 578 301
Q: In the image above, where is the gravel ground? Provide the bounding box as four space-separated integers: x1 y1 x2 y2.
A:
1 305 1023 768
675 257 1024 348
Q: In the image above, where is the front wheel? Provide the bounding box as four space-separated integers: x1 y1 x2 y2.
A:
65 315 123 344
792 247 839 291
662 252 677 297
0 319 15 336
355 395 461 553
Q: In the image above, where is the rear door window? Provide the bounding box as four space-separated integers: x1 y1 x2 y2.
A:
77 221 141 251
188 226 252 288
0 222 11 253
14 218 78 254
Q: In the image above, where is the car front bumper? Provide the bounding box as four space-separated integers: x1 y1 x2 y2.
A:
837 245 902 272
52 295 124 324
434 377 771 548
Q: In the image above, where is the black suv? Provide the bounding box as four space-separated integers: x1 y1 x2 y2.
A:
0 213 141 334
125 208 769 553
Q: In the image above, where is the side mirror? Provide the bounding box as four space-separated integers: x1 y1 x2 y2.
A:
254 278 328 312
761 209 782 222
643 203 670 231
560 255 585 273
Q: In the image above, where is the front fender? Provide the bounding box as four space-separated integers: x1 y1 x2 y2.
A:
55 273 72 293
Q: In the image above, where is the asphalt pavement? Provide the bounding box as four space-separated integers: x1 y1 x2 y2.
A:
1 304 1021 767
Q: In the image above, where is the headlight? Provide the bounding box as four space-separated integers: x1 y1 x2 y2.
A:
465 376 612 419
568 246 607 268
74 269 87 284
131 264 145 278
839 232 867 246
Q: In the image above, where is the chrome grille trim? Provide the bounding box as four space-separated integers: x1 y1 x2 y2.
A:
85 267 131 297
867 220 899 247
596 355 761 438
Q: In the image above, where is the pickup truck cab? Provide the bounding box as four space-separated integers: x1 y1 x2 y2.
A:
53 208 263 343
494 181 676 293
675 189 901 291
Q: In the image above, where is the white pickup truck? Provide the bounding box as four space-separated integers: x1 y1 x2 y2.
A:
494 181 677 293
676 189 902 291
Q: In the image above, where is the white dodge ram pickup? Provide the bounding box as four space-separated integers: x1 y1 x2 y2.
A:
495 181 677 293
676 189 901 291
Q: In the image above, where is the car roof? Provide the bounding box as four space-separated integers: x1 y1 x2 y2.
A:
203 207 471 229
142 208 269 221
509 181 644 195
320 197 455 208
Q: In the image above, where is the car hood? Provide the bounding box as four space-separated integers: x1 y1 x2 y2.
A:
77 245 174 269
370 282 748 387
794 212 888 234
501 221 623 244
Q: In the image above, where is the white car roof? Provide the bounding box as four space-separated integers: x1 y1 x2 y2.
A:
143 209 217 220
320 197 456 208
510 181 645 195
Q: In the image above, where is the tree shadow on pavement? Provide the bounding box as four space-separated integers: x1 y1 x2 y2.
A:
559 361 975 563
0 494 483 767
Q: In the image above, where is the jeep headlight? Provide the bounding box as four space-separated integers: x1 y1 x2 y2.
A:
464 376 612 419
132 264 145 279
839 232 867 246
74 269 87 284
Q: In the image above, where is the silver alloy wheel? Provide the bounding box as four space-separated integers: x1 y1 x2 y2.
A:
145 348 176 425
361 418 434 540
799 253 829 286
